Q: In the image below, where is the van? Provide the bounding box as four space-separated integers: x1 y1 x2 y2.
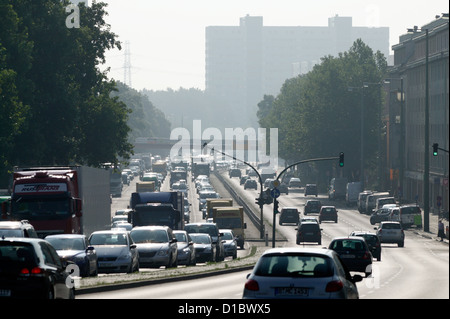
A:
328 177 348 200
365 192 390 215
388 205 422 228
346 182 362 206
357 191 373 213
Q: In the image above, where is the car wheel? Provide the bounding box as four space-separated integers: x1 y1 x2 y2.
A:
398 241 404 247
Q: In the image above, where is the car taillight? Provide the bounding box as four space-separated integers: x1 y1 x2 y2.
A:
20 267 43 275
363 252 371 259
245 279 259 291
326 280 343 292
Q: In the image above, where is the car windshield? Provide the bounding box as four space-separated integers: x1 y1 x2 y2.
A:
46 237 85 250
90 233 128 245
254 253 333 278
174 232 187 242
191 235 211 244
221 232 234 240
130 229 169 243
185 225 218 236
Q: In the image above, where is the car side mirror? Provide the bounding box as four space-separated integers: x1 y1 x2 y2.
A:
130 244 137 249
351 274 363 283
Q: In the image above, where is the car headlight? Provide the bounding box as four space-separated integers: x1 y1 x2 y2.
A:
118 253 131 261
157 249 170 256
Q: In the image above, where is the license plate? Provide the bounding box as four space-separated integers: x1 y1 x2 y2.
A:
275 287 309 296
306 233 313 236
0 289 11 297
342 254 355 259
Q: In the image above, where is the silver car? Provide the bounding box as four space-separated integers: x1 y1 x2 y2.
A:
130 226 178 268
243 248 362 299
375 221 405 247
89 230 139 273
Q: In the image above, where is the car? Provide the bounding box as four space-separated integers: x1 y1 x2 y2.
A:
304 199 322 215
304 184 318 197
0 220 38 238
319 206 338 223
296 221 322 245
0 237 75 299
111 221 133 231
328 237 373 277
299 216 319 224
185 223 225 262
130 226 178 268
242 247 362 299
114 209 133 216
198 190 220 210
221 229 238 259
375 221 405 247
288 177 301 188
349 231 382 261
279 207 299 225
45 234 98 277
370 207 392 225
173 230 196 266
189 233 216 263
111 215 128 226
89 230 139 273
357 191 373 213
240 175 250 185
244 179 258 190
229 168 242 178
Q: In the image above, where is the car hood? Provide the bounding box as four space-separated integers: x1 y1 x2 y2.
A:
135 243 169 251
94 245 129 256
57 250 85 259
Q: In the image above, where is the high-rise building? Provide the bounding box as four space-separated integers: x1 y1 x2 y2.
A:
205 15 389 128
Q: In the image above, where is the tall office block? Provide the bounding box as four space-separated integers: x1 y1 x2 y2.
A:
205 15 389 128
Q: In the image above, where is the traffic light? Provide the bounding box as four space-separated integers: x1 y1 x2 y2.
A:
433 143 439 156
273 199 279 214
339 152 344 167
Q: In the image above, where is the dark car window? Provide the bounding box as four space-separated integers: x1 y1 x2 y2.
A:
330 239 365 252
382 223 401 229
300 224 320 232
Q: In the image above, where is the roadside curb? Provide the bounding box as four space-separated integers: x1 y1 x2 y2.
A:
75 245 263 296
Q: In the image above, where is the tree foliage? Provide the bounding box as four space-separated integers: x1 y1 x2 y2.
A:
257 39 387 186
0 0 137 185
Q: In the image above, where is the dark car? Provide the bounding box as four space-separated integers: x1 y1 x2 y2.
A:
349 231 382 261
319 206 338 223
304 184 318 197
189 233 216 263
0 237 75 299
328 237 372 277
279 207 299 225
173 230 196 266
244 179 258 190
370 207 391 225
45 234 98 277
304 200 322 215
185 223 225 262
229 168 241 178
296 221 322 245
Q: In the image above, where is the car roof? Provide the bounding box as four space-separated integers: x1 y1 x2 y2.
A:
45 234 86 239
0 237 46 244
0 221 33 228
350 231 377 236
330 236 366 242
90 229 129 235
131 225 169 231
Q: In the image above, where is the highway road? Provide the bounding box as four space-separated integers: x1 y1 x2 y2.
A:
81 169 448 299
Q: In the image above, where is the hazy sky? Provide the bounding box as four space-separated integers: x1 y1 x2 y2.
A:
97 0 448 91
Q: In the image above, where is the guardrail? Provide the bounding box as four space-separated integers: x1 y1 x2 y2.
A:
213 170 262 234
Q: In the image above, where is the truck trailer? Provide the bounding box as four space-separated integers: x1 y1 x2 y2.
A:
212 207 246 249
7 166 111 238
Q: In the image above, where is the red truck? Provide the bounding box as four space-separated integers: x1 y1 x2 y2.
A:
5 166 111 238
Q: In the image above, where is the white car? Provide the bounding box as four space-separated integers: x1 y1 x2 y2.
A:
375 221 405 247
243 247 362 299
